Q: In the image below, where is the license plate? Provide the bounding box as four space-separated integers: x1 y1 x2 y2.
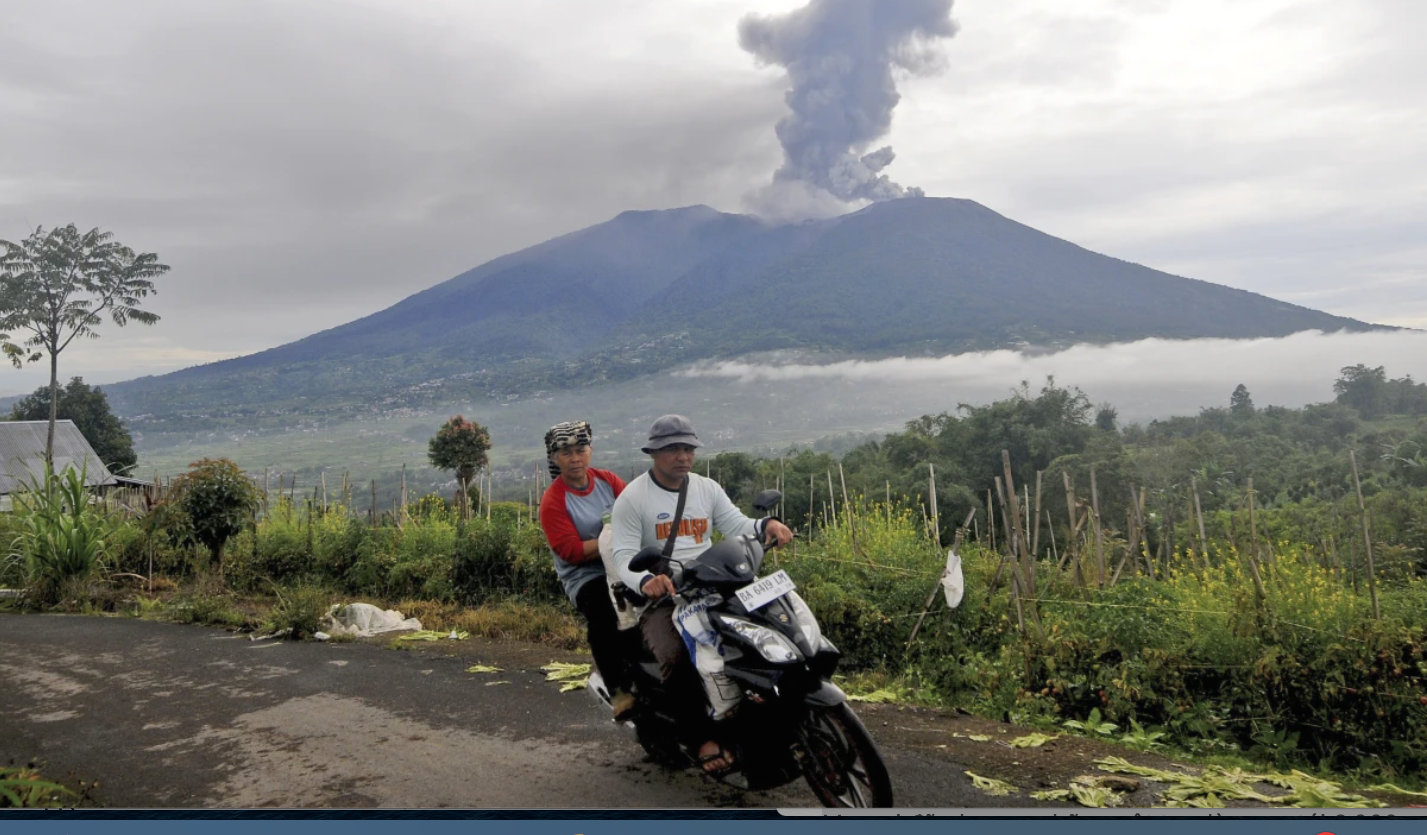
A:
735 569 796 612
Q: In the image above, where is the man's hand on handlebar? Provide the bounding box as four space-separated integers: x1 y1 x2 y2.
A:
763 519 794 548
641 573 676 601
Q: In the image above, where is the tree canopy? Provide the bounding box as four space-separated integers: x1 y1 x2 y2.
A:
428 415 491 490
0 224 168 462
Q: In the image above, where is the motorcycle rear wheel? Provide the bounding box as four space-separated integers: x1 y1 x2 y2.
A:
798 702 894 808
634 718 686 768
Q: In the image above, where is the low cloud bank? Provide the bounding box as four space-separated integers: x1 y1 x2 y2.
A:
682 330 1427 422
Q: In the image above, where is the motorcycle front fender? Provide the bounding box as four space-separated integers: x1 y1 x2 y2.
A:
802 679 846 707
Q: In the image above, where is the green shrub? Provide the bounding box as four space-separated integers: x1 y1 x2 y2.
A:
166 458 260 571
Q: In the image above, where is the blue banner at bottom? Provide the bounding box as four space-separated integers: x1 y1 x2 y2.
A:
1 811 1423 835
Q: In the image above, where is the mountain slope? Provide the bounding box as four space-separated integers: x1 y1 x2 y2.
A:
106 198 1383 422
631 198 1370 355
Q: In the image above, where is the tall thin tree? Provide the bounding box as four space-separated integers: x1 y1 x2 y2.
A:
0 224 169 463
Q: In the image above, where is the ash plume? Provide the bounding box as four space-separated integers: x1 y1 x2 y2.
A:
739 0 958 220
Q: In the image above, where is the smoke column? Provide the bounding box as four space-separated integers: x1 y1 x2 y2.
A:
739 0 957 220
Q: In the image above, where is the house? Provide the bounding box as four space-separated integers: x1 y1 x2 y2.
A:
0 420 118 511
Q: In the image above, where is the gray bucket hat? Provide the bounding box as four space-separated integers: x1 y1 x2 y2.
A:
641 414 702 454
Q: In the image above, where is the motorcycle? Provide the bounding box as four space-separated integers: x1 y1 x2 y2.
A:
588 489 894 808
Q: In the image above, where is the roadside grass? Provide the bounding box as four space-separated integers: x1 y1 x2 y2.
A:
394 598 583 649
103 575 583 650
0 762 90 809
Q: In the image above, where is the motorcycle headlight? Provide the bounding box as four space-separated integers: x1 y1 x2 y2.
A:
723 617 801 663
786 591 822 649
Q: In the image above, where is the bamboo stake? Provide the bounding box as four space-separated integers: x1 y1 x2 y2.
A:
839 462 858 553
1348 450 1382 620
988 481 1013 592
1090 465 1105 587
1002 450 1034 598
927 462 939 547
994 477 1012 555
1009 573 1027 634
1062 472 1083 587
370 479 377 525
1185 491 1202 569
1192 477 1209 565
779 457 785 521
1247 477 1259 572
809 472 816 533
1046 509 1060 566
1125 485 1142 578
1023 484 1032 548
994 473 1038 625
1163 489 1177 574
907 508 976 647
1111 498 1140 587
1135 487 1153 579
1031 471 1043 559
827 470 837 528
321 471 328 514
1237 478 1268 602
986 489 996 552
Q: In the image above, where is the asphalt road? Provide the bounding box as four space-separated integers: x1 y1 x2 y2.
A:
0 614 1029 810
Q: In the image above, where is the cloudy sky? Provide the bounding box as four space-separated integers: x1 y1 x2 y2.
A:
1 0 1423 397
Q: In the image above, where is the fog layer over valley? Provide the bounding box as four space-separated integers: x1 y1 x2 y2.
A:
134 329 1427 496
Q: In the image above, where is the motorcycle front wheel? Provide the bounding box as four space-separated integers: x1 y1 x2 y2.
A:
798 702 894 808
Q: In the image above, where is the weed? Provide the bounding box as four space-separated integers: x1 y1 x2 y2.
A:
1063 708 1119 737
0 764 75 808
264 582 331 639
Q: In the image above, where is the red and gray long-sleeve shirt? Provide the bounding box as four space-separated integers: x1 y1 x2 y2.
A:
539 468 626 601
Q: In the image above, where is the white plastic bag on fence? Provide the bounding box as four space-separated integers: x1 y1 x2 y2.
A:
941 548 965 609
322 603 423 637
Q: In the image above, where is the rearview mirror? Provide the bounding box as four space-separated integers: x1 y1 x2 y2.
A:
752 489 782 513
629 545 668 572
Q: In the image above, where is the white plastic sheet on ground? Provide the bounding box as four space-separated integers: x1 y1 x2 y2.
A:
941 549 965 609
321 603 423 637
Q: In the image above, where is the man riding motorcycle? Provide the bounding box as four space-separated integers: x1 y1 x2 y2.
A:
609 414 794 776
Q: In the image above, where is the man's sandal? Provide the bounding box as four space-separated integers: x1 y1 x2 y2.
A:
697 745 736 779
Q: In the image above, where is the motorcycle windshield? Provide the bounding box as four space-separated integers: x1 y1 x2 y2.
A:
685 537 760 588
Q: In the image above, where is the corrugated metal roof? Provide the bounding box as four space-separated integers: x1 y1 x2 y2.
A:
0 420 118 494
